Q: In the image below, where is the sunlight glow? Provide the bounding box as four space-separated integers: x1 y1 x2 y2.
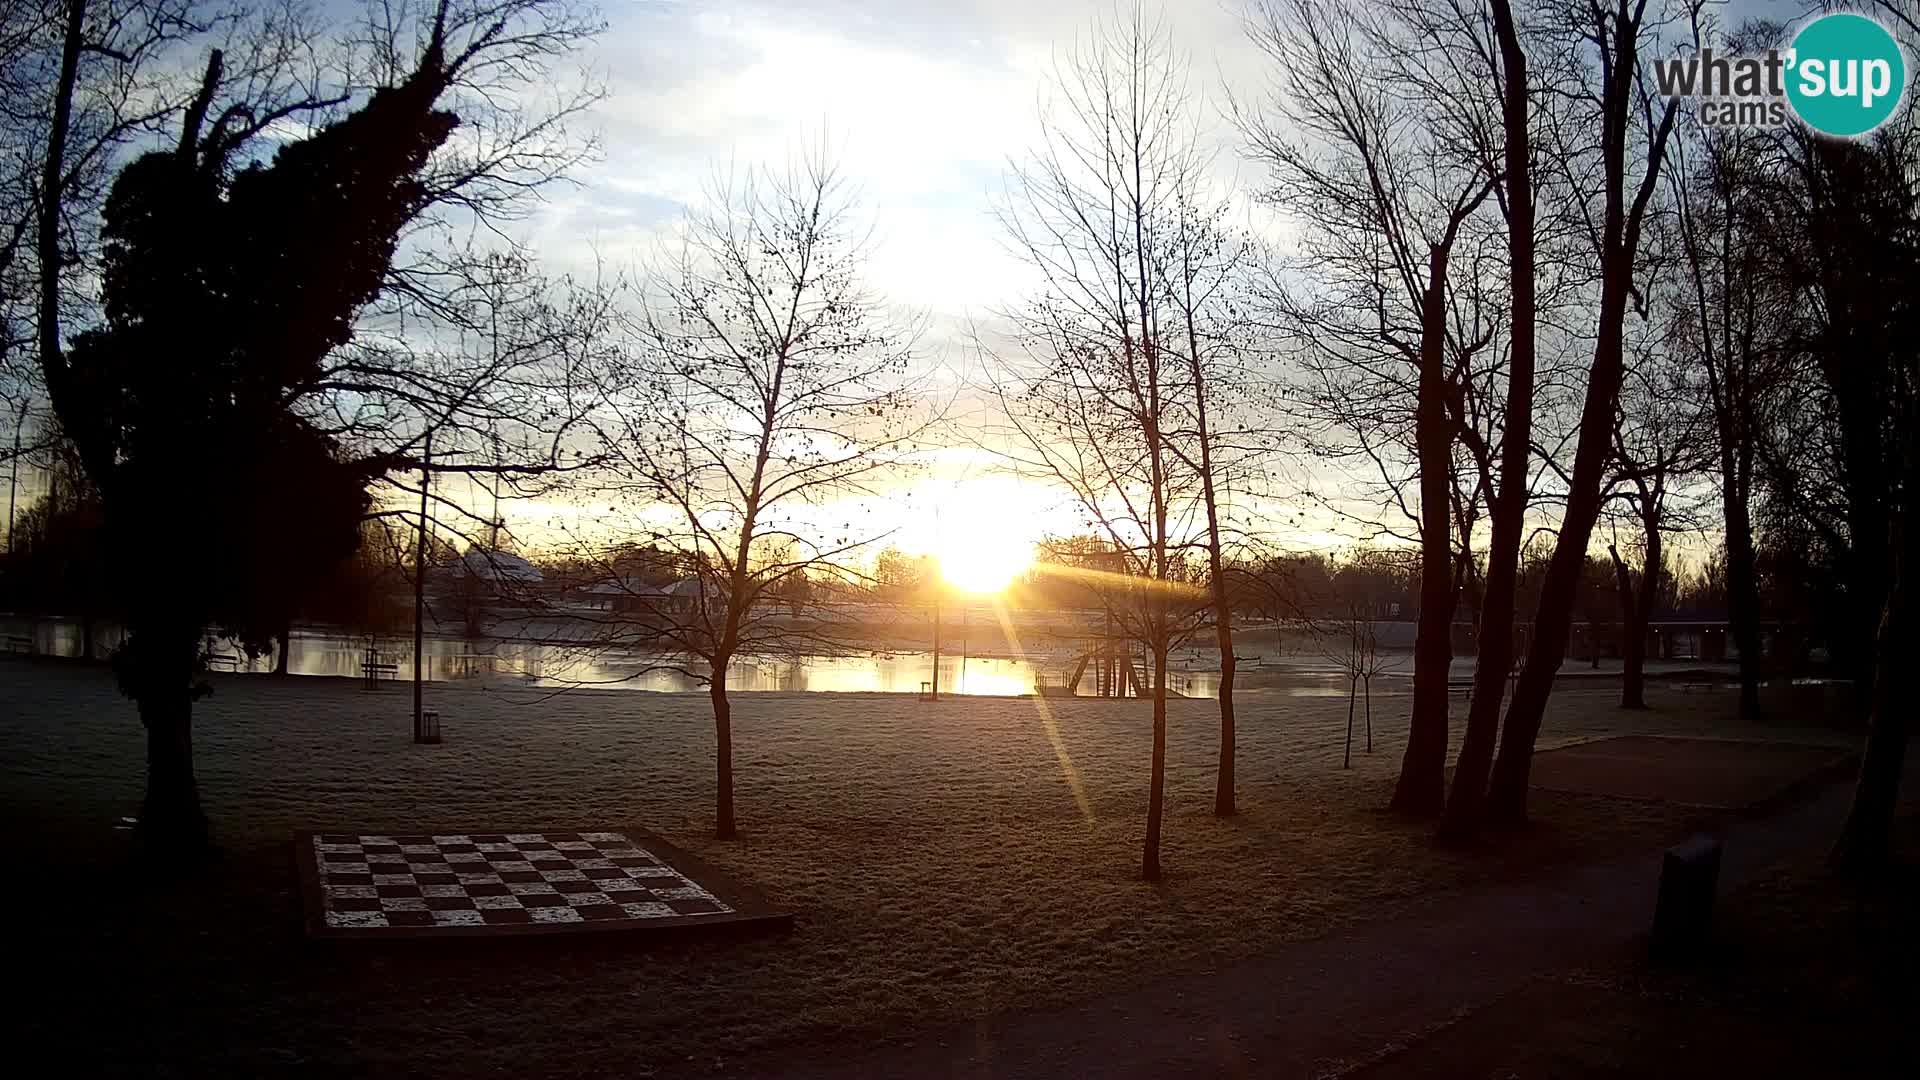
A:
937 530 1034 594
990 599 1094 824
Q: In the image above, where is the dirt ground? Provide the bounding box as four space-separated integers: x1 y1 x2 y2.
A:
0 659 1858 1076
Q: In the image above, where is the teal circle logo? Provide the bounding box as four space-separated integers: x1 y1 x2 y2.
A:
1786 14 1906 137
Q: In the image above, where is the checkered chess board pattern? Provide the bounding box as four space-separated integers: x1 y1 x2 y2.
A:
308 831 735 932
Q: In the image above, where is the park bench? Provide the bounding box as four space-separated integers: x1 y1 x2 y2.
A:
203 651 238 669
4 634 31 654
362 653 399 689
1447 679 1474 701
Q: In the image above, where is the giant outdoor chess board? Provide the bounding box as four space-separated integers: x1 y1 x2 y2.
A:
295 829 791 939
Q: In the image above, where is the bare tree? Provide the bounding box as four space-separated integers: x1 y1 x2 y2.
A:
1322 595 1396 770
1158 127 1264 817
2 0 212 517
1479 0 1680 828
984 7 1210 879
1656 7 1793 724
589 153 923 840
1605 321 1707 708
1242 0 1502 818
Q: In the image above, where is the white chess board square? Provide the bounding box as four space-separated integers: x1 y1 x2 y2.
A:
528 907 583 924
430 909 485 927
562 891 614 907
506 881 557 896
327 910 390 928
379 897 428 912
539 868 587 882
471 894 522 910
620 902 676 919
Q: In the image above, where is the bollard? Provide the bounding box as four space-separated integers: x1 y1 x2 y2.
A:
1650 832 1721 962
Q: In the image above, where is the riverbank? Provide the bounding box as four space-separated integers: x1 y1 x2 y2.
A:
1 612 1757 700
2 658 1856 1075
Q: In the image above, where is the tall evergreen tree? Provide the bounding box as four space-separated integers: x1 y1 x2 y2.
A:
42 14 469 854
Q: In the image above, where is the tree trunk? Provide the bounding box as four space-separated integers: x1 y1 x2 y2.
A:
1831 449 1913 874
1837 388 1889 707
1722 478 1765 722
1609 544 1647 709
1172 261 1238 817
710 667 737 840
124 623 209 856
1441 0 1534 844
1213 621 1237 816
274 624 292 676
1345 675 1356 769
1487 264 1636 825
1396 241 1462 818
1143 640 1167 882
1483 5 1674 829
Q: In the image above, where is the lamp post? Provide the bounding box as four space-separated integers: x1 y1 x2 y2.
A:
5 401 26 554
413 432 430 743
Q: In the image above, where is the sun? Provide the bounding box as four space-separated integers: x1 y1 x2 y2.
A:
936 528 1034 594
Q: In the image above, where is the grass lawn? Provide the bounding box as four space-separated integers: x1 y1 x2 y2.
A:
0 659 1853 1076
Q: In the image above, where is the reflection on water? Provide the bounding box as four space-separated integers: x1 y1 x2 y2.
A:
4 619 1412 699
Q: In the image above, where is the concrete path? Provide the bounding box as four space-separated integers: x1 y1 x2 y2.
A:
754 779 1858 1080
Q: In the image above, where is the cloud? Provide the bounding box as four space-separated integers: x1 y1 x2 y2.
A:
524 0 1266 320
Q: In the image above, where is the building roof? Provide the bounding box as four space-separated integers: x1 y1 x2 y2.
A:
460 549 543 585
663 576 711 597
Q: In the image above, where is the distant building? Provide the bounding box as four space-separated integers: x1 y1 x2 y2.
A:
459 549 543 588
661 576 722 616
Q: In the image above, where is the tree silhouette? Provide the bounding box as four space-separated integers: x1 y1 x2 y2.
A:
41 10 476 855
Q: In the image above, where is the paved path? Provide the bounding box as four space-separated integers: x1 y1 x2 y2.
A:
754 779 1858 1080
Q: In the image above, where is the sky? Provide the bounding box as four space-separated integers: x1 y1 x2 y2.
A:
6 0 1806 566
526 0 1266 317
491 0 1797 566
522 0 1789 310
497 0 1300 560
